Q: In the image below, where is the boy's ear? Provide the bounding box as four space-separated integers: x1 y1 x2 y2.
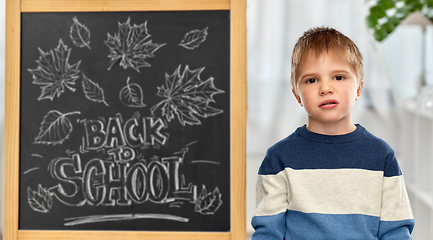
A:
356 80 364 101
292 88 303 106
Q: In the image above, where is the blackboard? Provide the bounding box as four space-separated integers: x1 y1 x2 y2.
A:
19 11 230 232
5 1 245 239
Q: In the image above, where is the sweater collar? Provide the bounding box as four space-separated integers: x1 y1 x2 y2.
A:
296 124 366 143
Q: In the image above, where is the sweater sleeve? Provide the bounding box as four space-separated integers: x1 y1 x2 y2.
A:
251 151 289 240
378 152 414 239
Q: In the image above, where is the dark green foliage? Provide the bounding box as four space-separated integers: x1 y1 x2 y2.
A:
366 0 432 41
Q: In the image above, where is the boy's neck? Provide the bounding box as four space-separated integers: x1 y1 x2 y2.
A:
306 120 357 136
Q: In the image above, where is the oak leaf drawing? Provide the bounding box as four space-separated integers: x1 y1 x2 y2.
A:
104 18 166 72
82 74 109 106
179 27 208 50
70 16 91 49
34 110 80 145
151 65 224 126
28 39 81 100
195 186 223 215
119 77 146 108
27 184 53 213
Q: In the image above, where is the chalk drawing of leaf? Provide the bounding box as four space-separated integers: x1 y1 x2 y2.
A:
27 184 53 213
104 18 166 72
151 65 224 126
119 77 146 108
179 27 208 50
195 186 222 215
28 39 81 101
70 16 91 49
34 110 80 145
82 74 109 106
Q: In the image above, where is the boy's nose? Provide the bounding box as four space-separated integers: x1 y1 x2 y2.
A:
319 82 333 95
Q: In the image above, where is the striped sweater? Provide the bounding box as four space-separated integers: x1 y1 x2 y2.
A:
252 124 414 240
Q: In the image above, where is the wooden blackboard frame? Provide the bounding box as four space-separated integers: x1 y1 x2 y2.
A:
4 0 246 239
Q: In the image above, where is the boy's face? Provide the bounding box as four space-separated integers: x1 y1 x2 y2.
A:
292 51 363 130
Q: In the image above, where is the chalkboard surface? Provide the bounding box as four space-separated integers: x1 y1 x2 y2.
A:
19 11 230 231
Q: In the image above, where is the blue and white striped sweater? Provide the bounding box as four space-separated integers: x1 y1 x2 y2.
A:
252 124 414 240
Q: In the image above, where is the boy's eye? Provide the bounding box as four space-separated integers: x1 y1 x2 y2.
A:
334 75 345 81
306 78 317 84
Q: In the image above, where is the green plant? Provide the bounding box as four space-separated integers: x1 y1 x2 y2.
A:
366 0 433 41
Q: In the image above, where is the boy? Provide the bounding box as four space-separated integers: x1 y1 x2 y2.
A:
251 27 414 239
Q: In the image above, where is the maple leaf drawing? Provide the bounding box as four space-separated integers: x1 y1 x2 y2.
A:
27 184 53 213
28 39 81 100
195 186 223 215
104 18 166 72
151 65 225 126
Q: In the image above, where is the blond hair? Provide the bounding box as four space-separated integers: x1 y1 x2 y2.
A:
291 27 363 92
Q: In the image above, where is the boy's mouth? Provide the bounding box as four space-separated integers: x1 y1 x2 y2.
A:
319 99 338 109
